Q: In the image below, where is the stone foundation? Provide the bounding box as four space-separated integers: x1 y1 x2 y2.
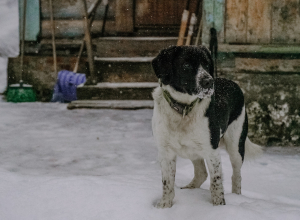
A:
222 72 300 146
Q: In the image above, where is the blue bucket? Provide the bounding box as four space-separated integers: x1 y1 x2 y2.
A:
51 70 86 102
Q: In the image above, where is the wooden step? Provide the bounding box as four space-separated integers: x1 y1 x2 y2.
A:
77 82 158 100
94 57 156 83
37 37 176 57
67 100 154 110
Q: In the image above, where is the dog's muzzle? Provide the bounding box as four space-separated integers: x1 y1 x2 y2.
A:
195 77 214 99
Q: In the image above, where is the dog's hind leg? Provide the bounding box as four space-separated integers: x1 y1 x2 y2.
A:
181 158 208 189
223 106 247 195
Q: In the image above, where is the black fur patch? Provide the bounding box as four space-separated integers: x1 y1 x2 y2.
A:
153 46 247 159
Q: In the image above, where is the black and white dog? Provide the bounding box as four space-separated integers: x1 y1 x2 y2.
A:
151 46 262 208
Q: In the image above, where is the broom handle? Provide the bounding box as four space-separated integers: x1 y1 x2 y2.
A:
49 0 57 74
82 0 95 81
186 0 202 45
20 0 27 82
185 13 197 45
177 0 191 46
73 0 102 73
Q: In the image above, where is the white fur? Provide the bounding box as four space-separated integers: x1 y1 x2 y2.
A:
152 86 225 207
152 86 262 208
223 105 246 194
195 66 215 99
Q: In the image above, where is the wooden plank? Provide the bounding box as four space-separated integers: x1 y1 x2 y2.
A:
225 0 248 43
247 0 272 44
202 0 226 46
272 0 300 44
236 58 300 72
40 0 116 20
19 0 40 41
135 0 185 26
41 20 116 38
67 100 154 110
116 0 134 33
218 44 300 53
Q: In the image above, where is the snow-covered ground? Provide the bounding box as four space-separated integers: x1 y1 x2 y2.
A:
0 58 8 93
0 101 300 220
0 0 19 93
0 0 19 57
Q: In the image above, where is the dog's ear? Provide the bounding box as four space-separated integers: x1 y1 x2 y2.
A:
198 46 214 77
152 46 178 85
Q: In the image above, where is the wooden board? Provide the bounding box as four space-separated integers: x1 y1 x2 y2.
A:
40 0 116 20
135 0 200 26
202 0 226 45
226 0 248 43
272 0 300 44
247 0 272 44
19 0 40 41
116 0 134 33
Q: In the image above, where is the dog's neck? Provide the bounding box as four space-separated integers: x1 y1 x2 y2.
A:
162 85 199 105
160 84 201 117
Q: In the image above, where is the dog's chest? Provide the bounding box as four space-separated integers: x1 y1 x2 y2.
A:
153 100 212 160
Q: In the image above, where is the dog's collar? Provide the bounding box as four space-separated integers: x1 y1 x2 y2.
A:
162 89 199 118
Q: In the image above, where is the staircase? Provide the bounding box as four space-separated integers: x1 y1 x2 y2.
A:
67 37 177 110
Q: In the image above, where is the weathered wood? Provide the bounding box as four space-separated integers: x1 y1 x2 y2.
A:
94 59 156 83
40 0 116 20
218 44 300 53
135 0 185 26
226 0 248 43
116 0 134 33
272 0 300 44
235 58 300 72
19 0 40 41
67 100 154 110
202 0 226 46
247 0 272 44
94 37 177 57
77 82 157 100
41 20 116 38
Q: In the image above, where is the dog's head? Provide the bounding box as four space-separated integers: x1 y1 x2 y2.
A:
152 46 214 99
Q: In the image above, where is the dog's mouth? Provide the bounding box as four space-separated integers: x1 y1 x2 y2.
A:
195 86 215 99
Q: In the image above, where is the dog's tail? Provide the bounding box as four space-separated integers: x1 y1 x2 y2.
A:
244 137 263 161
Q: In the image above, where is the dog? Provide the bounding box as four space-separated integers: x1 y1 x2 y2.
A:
151 45 262 208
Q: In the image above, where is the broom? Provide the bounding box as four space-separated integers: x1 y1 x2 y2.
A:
6 0 36 102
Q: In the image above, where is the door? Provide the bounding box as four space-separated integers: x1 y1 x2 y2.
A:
135 0 200 36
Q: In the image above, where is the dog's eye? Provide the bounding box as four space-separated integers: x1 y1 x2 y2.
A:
183 63 191 70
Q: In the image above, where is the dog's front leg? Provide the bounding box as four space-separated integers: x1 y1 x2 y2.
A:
206 149 226 206
156 150 176 208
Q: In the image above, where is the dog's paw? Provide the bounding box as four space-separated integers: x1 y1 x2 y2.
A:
155 199 173 208
212 197 226 206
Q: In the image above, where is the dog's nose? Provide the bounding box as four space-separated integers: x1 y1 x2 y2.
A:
200 77 213 89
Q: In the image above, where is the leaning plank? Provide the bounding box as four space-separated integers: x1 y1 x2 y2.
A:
247 0 272 44
226 0 248 43
68 100 154 110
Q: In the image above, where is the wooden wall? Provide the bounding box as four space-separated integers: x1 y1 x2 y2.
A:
40 0 117 38
226 0 300 44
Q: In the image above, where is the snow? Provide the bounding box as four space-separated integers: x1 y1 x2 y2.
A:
0 0 19 57
0 0 19 92
0 101 300 220
0 58 8 93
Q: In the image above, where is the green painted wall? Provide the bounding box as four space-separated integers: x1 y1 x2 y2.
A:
19 0 40 41
202 0 225 46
